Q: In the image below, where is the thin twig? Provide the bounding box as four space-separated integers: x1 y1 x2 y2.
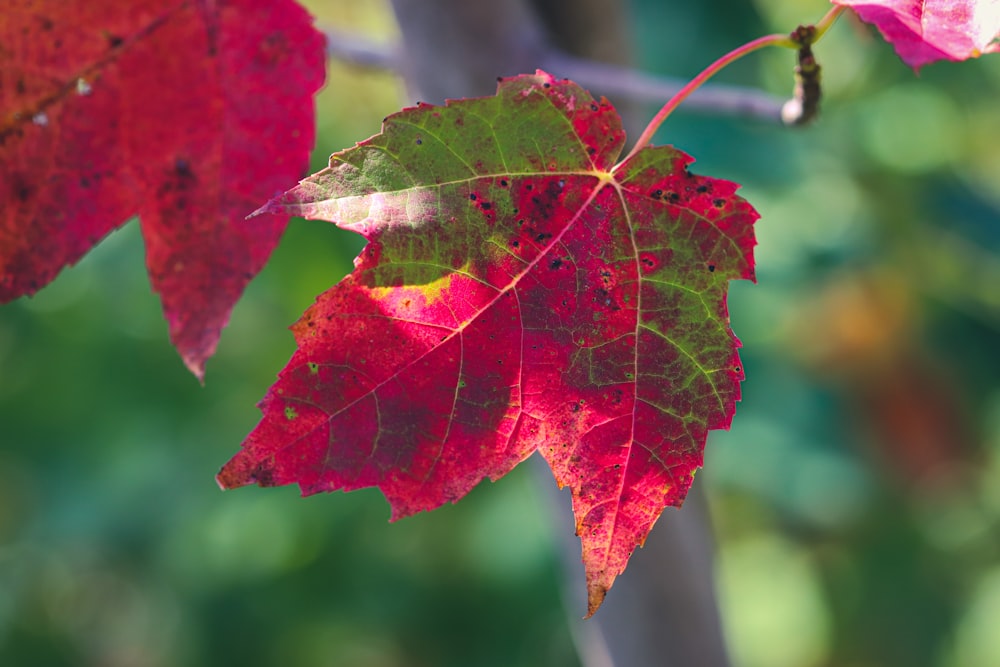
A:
324 28 398 71
542 50 784 123
323 26 786 123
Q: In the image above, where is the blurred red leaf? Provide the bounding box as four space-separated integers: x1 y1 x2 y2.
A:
0 0 326 378
834 0 1000 69
217 72 758 615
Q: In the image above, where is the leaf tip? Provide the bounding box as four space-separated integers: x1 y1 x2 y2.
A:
181 352 207 384
585 585 608 619
216 457 251 491
247 200 276 219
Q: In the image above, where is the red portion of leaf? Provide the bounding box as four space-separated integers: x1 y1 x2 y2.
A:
217 72 758 615
0 0 325 378
834 0 1000 69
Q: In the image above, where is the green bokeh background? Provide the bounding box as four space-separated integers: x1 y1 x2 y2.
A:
3 1 1000 665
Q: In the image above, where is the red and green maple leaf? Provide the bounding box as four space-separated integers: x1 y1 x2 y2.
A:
834 0 1000 69
0 0 325 378
218 71 758 615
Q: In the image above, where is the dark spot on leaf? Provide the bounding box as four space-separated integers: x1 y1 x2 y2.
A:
668 192 680 202
550 258 563 270
696 184 710 193
708 264 716 272
481 202 492 210
469 193 477 201
651 189 663 200
415 138 422 145
588 147 596 155
614 464 621 470
250 464 276 486
713 198 725 208
106 34 123 48
511 240 520 248
591 103 599 111
14 177 34 202
500 179 508 187
525 183 533 191
535 232 552 243
543 83 551 88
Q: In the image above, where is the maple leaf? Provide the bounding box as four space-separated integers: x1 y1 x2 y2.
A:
217 71 758 615
0 0 325 379
833 0 1000 69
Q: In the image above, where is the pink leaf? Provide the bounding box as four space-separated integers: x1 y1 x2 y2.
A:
834 0 1000 69
0 0 326 378
218 72 758 615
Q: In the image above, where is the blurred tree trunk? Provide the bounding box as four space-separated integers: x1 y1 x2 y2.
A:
388 1 731 665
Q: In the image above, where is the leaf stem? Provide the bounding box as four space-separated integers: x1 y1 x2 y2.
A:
813 5 847 42
619 5 848 164
620 33 793 164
